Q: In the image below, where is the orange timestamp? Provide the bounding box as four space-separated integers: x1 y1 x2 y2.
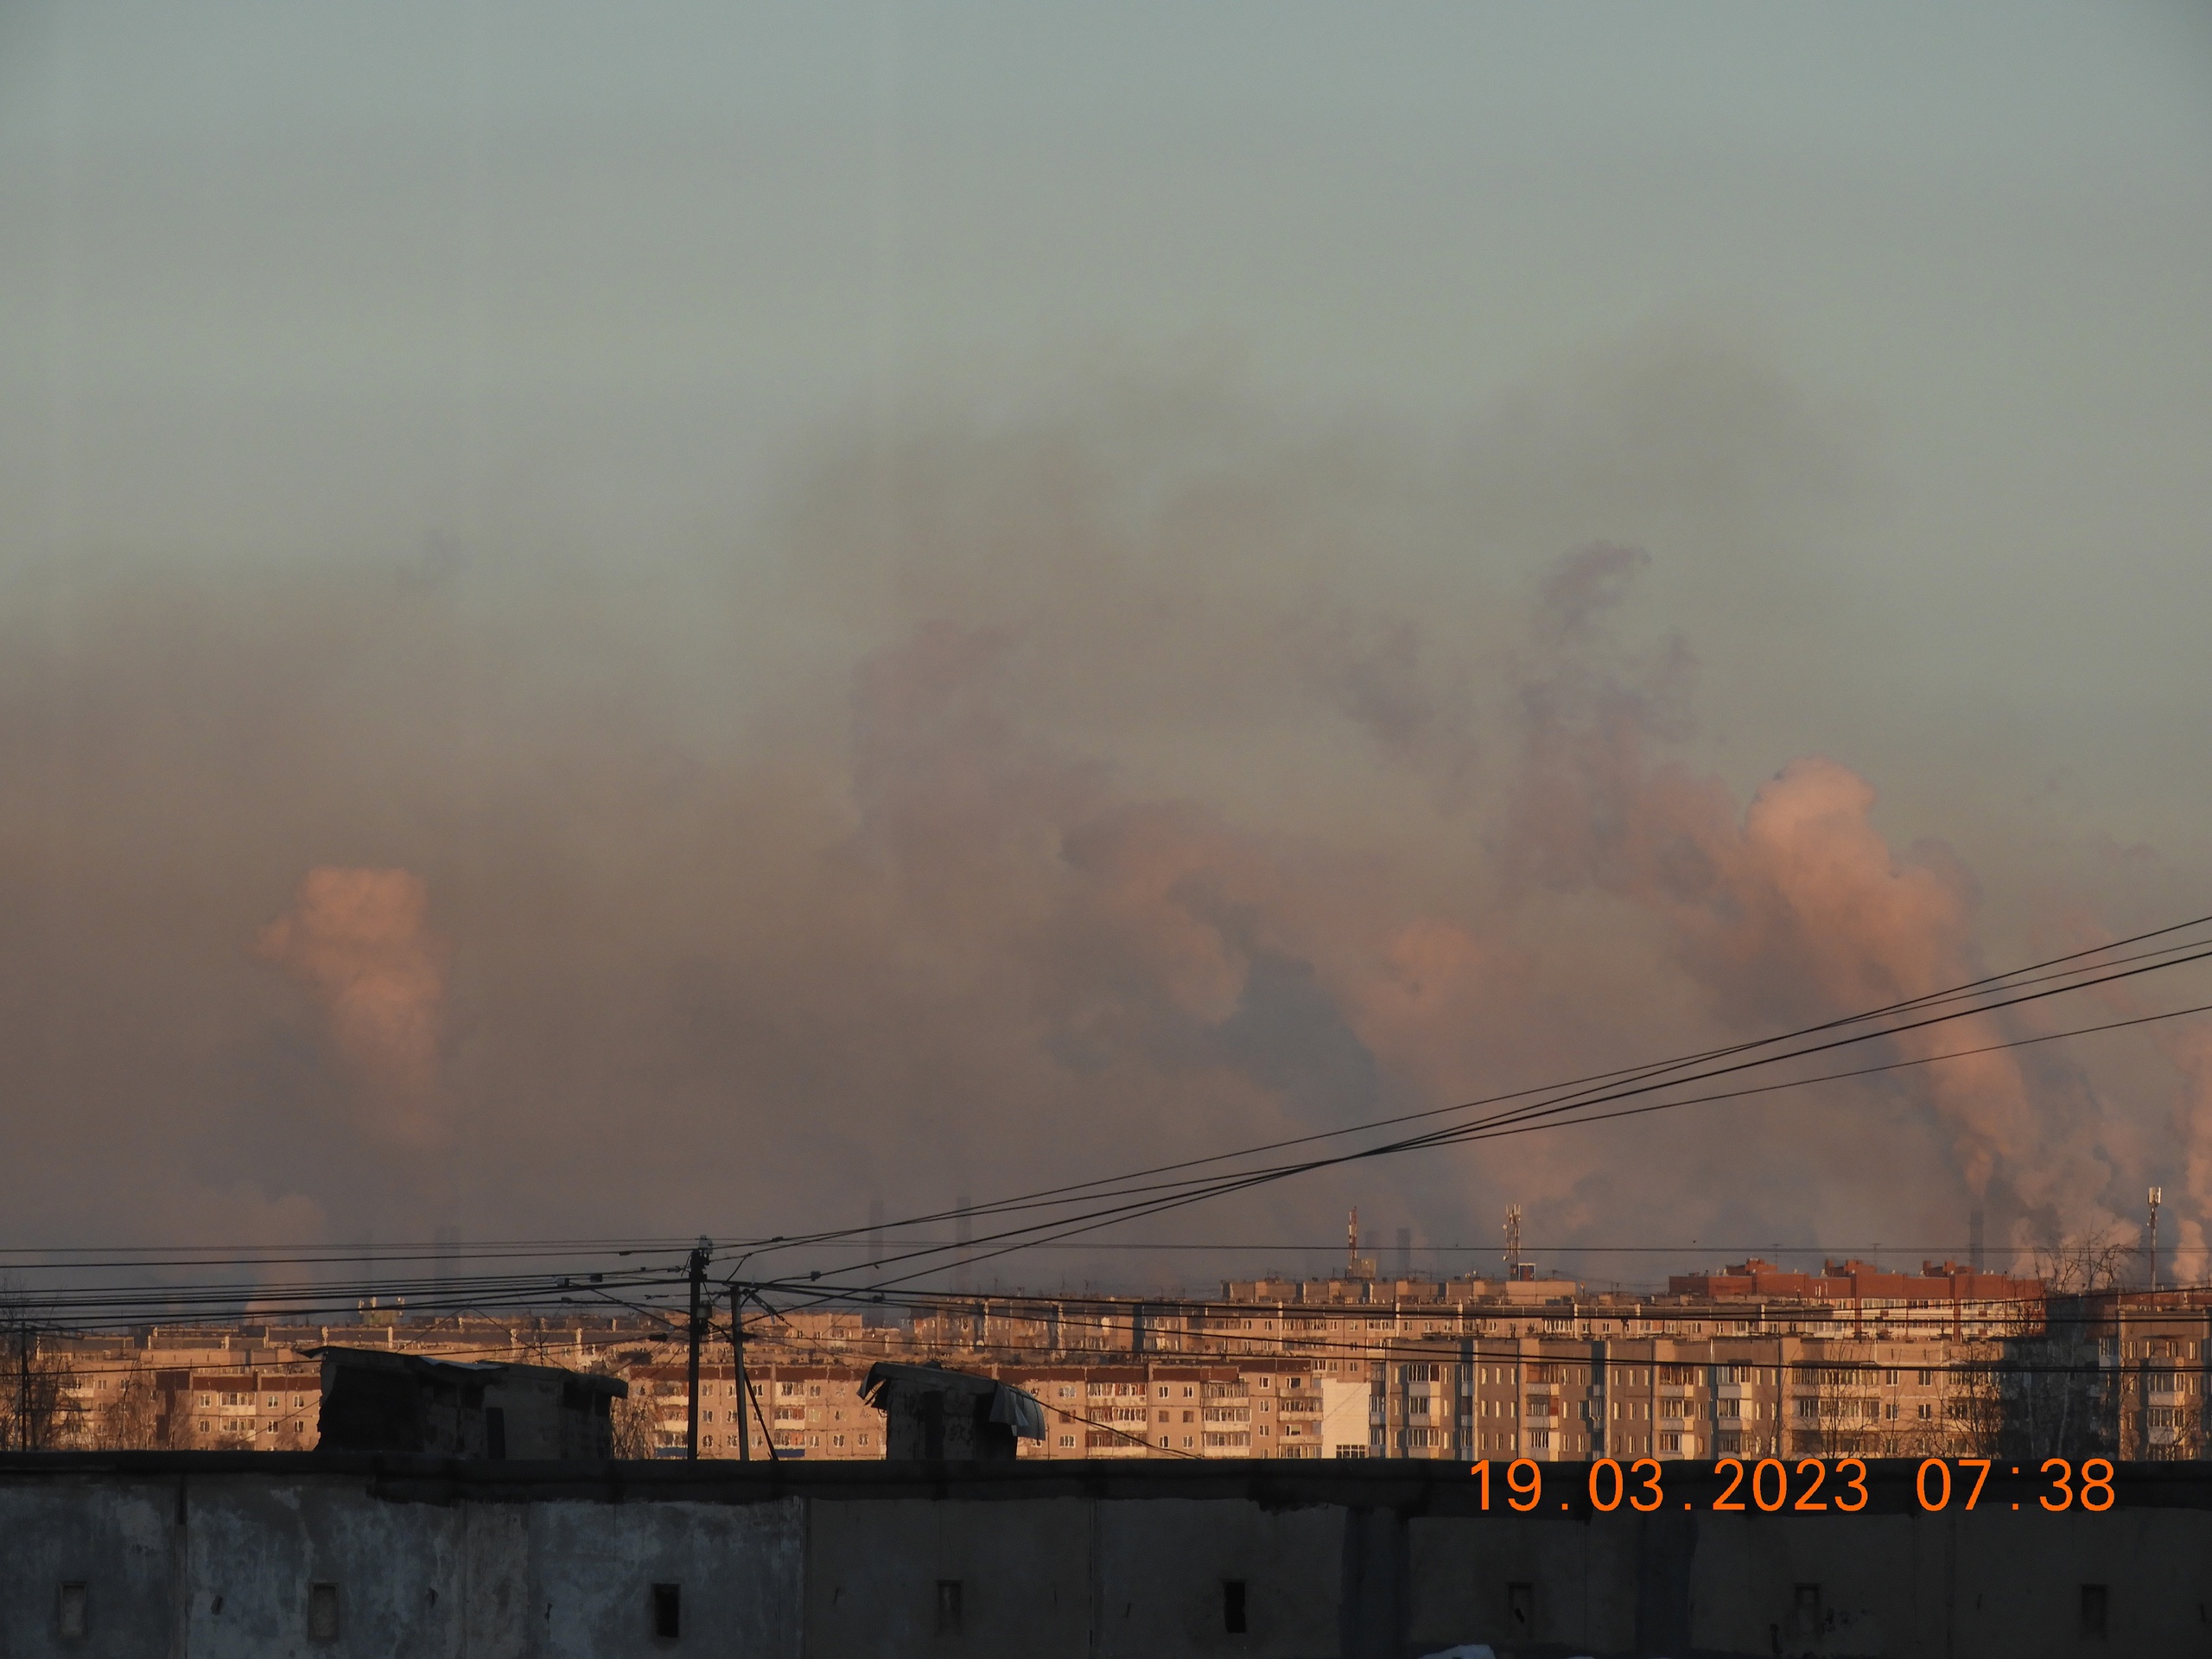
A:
1465 1455 2117 1514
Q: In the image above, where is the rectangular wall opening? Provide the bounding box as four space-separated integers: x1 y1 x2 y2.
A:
936 1579 963 1635
308 1583 340 1643
2080 1584 2108 1639
652 1582 682 1639
1222 1578 1248 1635
58 1582 87 1641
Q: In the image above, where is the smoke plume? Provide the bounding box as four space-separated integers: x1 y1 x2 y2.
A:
255 867 448 1149
0 341 2203 1283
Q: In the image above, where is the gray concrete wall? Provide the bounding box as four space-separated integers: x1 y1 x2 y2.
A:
2 1454 2209 1658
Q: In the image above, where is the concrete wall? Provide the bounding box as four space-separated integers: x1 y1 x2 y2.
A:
3 1454 2209 1658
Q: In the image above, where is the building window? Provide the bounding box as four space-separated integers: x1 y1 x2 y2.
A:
652 1583 682 1640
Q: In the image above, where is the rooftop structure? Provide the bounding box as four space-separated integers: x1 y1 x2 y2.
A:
860 1363 1046 1460
308 1346 626 1459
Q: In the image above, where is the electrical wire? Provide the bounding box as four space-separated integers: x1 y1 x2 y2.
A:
718 914 2212 1265
768 988 2212 1297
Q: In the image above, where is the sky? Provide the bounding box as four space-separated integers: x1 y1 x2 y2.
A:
1 3 2208 1297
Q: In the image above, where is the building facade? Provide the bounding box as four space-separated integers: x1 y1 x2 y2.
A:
19 1269 2203 1465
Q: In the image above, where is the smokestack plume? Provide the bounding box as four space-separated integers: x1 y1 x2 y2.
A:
1 354 2201 1265
255 867 448 1149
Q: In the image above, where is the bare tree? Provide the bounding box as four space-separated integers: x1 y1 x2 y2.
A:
1938 1354 2004 1457
585 1359 658 1459
1997 1228 2133 1461
2031 1224 2134 1295
0 1283 77 1452
1796 1354 1885 1458
85 1364 160 1451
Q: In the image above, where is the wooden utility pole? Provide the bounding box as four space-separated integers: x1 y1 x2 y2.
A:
730 1284 750 1462
685 1238 712 1461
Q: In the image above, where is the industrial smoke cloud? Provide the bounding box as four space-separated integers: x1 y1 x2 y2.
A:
255 866 448 1149
0 343 2201 1283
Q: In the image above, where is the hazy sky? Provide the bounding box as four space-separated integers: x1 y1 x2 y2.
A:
1 3 2208 1292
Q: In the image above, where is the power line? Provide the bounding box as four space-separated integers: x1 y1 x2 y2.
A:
775 988 2212 1298
6 916 2206 1333
727 913 2212 1268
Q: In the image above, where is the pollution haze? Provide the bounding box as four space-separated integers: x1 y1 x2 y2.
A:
1 3 2209 1293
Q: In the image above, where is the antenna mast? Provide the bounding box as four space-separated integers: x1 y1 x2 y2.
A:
2147 1188 2162 1293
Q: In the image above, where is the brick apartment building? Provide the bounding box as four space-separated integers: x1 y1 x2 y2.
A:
17 1266 2203 1465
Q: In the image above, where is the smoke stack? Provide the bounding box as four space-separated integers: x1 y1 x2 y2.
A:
1969 1206 1985 1273
1395 1226 1413 1280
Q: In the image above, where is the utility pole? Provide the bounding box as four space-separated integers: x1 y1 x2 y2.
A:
729 1282 750 1464
2147 1188 2162 1293
685 1237 712 1461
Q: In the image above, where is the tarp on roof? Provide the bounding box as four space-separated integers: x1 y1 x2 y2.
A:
985 1382 1047 1440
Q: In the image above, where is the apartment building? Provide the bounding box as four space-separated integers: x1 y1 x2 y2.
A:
624 1363 883 1459
154 1370 321 1450
1999 1289 2212 1461
906 1263 2049 1374
1669 1259 2048 1339
615 1358 1379 1462
32 1262 2181 1466
1369 1332 1985 1463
